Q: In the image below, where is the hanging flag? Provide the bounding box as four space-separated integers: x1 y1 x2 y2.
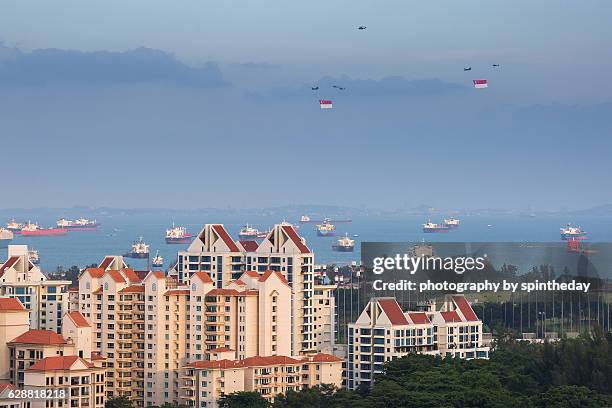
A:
319 99 333 109
473 79 488 89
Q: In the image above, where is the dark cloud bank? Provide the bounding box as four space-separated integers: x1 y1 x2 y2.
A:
0 45 227 87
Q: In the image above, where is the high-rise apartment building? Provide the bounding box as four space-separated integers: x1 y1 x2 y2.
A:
75 244 323 407
347 295 489 390
0 246 71 333
176 223 323 356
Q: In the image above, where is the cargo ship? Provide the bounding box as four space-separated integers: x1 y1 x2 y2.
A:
316 221 336 237
560 224 587 240
443 218 461 228
20 222 68 236
422 221 450 233
165 224 193 244
57 217 100 230
239 224 259 238
6 220 24 234
152 250 164 268
0 228 13 248
332 233 355 252
256 229 272 239
124 237 150 258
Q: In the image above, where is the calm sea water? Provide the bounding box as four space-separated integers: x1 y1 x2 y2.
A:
4 214 612 273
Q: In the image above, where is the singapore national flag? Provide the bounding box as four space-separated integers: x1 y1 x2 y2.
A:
319 99 333 109
473 79 488 89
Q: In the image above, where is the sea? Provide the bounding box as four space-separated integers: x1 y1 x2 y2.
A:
3 214 612 273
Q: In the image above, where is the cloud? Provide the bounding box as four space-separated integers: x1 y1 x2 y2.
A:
248 75 467 100
0 46 228 87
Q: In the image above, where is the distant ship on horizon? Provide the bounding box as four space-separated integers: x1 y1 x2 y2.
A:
152 250 164 268
239 224 259 238
316 221 336 237
6 219 24 233
20 221 68 236
560 224 587 240
443 218 461 229
165 224 193 244
57 217 99 230
124 237 150 258
332 233 355 252
422 221 450 233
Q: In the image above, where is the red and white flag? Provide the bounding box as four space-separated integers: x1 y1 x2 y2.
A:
319 99 333 109
473 79 488 89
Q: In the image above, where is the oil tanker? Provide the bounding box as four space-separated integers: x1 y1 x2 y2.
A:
20 222 67 236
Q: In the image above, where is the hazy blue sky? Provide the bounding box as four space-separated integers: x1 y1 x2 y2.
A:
1 1 611 210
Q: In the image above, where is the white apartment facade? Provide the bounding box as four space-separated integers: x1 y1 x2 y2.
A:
176 223 321 356
0 246 71 333
347 295 489 390
75 249 319 407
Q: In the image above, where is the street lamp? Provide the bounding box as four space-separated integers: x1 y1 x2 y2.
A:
538 311 546 340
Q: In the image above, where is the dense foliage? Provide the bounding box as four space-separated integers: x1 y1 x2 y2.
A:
219 391 270 407
104 396 133 408
224 329 612 407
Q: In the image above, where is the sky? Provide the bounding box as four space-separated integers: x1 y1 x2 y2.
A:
1 0 611 211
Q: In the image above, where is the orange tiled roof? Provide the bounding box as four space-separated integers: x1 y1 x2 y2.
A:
149 271 165 279
0 256 19 275
206 288 241 296
84 267 105 278
241 355 301 367
0 297 26 311
303 353 343 363
28 356 93 371
239 240 259 252
408 312 431 325
187 355 302 369
9 329 67 345
192 271 213 284
98 257 114 270
281 225 310 254
118 285 145 293
440 310 463 323
186 359 243 369
378 299 409 325
259 270 290 286
66 311 90 327
90 352 105 361
165 289 190 296
453 296 479 322
122 268 142 283
212 225 240 252
0 382 16 392
106 270 126 283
